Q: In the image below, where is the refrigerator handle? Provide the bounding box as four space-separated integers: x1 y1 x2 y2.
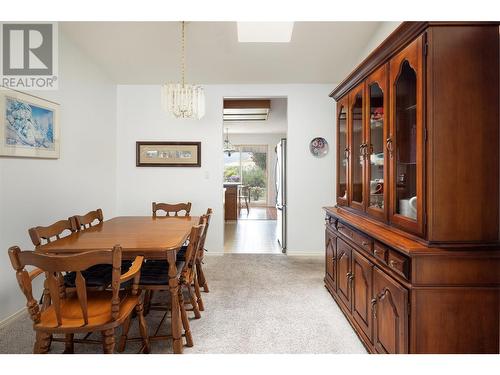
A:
274 150 279 206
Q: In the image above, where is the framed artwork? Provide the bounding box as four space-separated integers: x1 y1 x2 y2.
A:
0 88 60 158
136 141 201 167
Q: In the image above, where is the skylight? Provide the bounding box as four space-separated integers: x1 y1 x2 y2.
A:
237 22 294 43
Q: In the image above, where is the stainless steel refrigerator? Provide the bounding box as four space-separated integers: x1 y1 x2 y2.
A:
275 138 287 252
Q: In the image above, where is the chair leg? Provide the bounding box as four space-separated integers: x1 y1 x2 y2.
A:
143 290 153 316
193 273 204 311
136 301 151 354
34 332 51 354
102 329 115 354
186 284 201 319
39 280 54 352
41 280 51 311
178 286 193 347
197 262 209 293
63 333 74 354
117 315 132 353
245 196 249 213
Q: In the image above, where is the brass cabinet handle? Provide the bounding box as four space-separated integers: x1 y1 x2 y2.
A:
367 144 374 156
371 298 378 318
346 272 352 279
389 259 398 267
344 147 349 160
359 143 365 156
386 137 393 158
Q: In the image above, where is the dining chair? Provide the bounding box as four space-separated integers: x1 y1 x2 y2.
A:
192 208 213 308
118 221 205 352
28 218 78 310
168 208 212 308
69 209 132 290
30 213 118 293
73 208 103 230
8 245 150 354
238 185 250 214
152 202 192 217
144 202 192 313
28 218 77 247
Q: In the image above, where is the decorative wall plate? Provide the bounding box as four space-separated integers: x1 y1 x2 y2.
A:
309 137 328 158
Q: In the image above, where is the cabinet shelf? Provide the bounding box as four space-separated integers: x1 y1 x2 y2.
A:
397 104 416 112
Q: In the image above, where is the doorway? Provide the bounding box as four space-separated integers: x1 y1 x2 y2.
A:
222 97 287 254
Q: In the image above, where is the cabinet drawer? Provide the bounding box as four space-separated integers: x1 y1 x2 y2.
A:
337 222 373 253
373 242 388 264
388 250 409 279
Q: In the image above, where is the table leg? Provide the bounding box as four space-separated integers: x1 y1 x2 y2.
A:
168 251 183 354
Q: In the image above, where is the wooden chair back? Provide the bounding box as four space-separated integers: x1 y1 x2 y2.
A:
73 208 104 230
238 185 250 197
8 245 141 327
28 218 77 247
197 208 213 260
152 202 192 217
180 219 206 284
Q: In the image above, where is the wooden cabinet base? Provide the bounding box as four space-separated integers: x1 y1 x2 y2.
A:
224 185 238 221
324 207 500 354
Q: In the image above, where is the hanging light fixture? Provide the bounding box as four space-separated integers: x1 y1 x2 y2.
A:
223 127 236 156
161 21 205 120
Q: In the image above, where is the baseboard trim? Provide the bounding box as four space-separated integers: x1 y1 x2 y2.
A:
206 251 324 256
286 251 324 257
0 307 26 329
205 251 225 256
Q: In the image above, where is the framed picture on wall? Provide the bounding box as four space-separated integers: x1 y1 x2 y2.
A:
136 141 201 167
0 88 60 159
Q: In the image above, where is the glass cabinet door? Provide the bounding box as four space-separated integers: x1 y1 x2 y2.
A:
337 96 349 206
389 36 424 236
366 65 388 221
349 85 365 211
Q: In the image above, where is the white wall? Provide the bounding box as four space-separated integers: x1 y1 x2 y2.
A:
354 22 402 66
0 32 117 321
116 84 335 255
228 133 286 206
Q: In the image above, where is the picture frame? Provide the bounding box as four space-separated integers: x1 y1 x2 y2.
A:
136 141 201 167
0 88 60 159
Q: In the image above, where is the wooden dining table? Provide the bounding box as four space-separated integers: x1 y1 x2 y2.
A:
37 215 199 354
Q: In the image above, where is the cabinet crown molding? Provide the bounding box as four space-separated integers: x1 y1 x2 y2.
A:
329 21 499 101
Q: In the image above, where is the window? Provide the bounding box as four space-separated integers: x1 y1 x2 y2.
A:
224 144 268 205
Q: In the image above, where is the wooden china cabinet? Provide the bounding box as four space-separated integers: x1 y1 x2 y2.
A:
325 22 500 353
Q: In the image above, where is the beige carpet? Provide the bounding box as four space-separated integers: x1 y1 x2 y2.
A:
0 254 367 354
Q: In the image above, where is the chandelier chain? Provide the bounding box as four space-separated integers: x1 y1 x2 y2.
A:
181 21 185 87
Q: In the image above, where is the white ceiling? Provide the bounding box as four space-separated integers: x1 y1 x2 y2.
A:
60 21 384 84
224 98 287 134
